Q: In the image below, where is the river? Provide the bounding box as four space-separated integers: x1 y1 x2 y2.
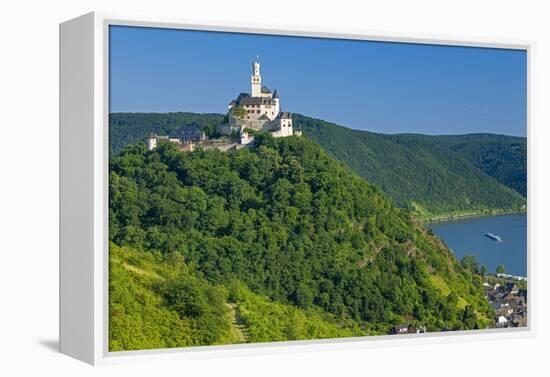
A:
426 213 527 276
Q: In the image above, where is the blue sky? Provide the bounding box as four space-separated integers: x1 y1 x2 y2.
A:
109 26 527 136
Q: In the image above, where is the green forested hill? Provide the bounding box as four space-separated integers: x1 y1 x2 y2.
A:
109 135 493 351
408 133 527 197
110 112 526 219
293 114 526 218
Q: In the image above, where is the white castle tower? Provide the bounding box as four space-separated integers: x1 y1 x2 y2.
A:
147 134 157 150
251 61 262 97
222 59 299 140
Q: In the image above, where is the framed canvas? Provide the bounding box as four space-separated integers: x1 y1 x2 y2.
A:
59 11 534 365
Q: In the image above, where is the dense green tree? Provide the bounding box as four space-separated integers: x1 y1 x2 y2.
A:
425 133 527 197
480 265 488 277
161 275 229 344
109 135 494 345
109 244 200 351
461 255 480 275
231 106 247 120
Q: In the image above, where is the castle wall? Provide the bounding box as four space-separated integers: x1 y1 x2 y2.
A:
260 104 277 120
251 82 261 97
277 119 294 137
273 99 280 117
227 116 268 131
240 132 254 145
246 119 269 130
233 104 277 122
218 123 241 135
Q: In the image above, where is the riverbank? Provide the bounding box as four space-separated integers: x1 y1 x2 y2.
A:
418 208 526 224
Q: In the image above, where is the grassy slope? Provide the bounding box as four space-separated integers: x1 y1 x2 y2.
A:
110 243 363 351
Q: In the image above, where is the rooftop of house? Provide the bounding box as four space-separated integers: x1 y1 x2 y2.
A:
505 283 519 292
170 125 203 138
232 93 274 106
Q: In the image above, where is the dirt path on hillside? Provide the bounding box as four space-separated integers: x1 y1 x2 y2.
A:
226 303 250 343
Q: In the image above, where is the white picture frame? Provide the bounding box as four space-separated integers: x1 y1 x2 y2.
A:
59 11 535 365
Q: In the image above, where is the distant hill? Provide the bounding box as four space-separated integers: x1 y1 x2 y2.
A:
293 114 526 219
406 133 527 197
109 112 526 219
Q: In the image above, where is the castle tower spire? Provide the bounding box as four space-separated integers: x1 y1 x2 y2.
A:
251 60 262 97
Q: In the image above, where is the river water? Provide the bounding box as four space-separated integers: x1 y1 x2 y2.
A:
426 213 527 276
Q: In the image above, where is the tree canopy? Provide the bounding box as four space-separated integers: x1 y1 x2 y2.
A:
109 112 527 220
293 114 526 219
109 135 494 350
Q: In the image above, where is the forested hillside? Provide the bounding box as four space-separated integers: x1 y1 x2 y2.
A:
109 112 526 219
109 135 494 350
408 133 527 197
110 243 361 351
293 114 526 219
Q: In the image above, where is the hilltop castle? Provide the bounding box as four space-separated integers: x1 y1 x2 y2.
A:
148 60 300 151
221 60 300 142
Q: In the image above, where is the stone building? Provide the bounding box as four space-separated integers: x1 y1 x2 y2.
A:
222 60 301 142
147 125 206 151
147 60 300 152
